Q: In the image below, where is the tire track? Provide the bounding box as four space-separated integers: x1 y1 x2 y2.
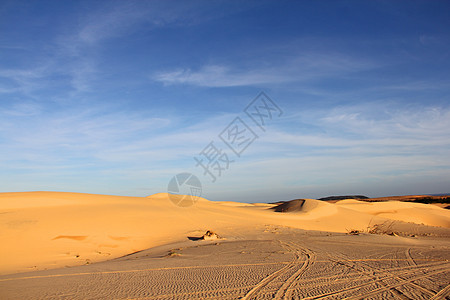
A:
289 259 446 287
303 262 450 299
430 284 450 300
273 244 315 300
132 284 256 299
347 268 450 300
0 262 292 282
241 241 303 300
405 248 417 266
323 249 436 297
359 250 435 297
373 247 434 297
244 242 444 299
232 262 444 300
399 247 437 297
310 260 397 299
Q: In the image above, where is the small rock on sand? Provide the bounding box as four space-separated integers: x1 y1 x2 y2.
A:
202 230 219 240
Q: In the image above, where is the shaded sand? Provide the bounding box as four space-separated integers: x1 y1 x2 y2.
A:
1 191 449 276
271 199 305 212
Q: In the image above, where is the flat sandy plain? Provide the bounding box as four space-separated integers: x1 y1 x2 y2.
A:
1 192 449 299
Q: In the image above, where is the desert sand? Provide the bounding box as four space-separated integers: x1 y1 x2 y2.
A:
0 191 449 299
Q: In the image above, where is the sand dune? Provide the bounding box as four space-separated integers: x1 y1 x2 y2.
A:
336 199 450 228
0 191 449 276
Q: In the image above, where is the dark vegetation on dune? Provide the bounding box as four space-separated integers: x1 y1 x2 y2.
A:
318 195 369 201
362 195 450 204
318 195 450 205
414 197 450 204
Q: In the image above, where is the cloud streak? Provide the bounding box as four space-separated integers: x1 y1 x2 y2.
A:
153 53 375 87
1 1 213 99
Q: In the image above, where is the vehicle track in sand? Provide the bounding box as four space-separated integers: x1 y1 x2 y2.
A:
1 231 449 299
430 283 450 300
320 249 437 298
345 266 450 300
298 259 450 299
241 241 315 300
274 243 316 300
150 260 449 300
239 237 449 300
244 253 448 299
405 247 417 266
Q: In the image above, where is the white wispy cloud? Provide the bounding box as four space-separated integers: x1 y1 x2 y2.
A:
1 101 42 117
319 105 450 139
0 66 52 97
0 104 233 171
269 105 450 157
154 65 290 87
153 53 375 87
0 1 208 98
376 80 450 91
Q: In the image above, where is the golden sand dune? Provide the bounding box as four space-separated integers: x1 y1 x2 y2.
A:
0 191 449 276
336 199 450 228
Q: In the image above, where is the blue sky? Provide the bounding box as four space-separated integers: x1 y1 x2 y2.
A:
1 0 449 202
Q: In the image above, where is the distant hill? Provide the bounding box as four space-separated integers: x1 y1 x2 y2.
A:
271 194 449 208
317 195 450 207
318 195 369 201
360 195 450 204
